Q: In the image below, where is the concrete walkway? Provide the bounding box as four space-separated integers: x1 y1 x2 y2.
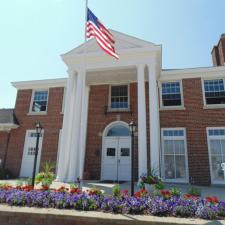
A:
0 179 225 200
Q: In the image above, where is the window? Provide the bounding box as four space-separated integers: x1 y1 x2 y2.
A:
110 85 128 109
31 90 48 113
162 128 188 182
207 128 225 184
107 125 130 136
204 79 225 105
161 81 182 107
120 148 130 156
107 148 116 156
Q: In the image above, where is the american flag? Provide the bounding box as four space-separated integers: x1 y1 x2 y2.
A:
86 8 119 59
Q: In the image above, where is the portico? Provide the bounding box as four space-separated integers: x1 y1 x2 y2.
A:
56 30 162 182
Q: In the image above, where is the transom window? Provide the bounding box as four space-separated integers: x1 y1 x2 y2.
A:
204 79 225 105
110 85 128 109
161 82 182 107
207 128 225 184
31 90 48 113
162 128 187 182
107 125 130 136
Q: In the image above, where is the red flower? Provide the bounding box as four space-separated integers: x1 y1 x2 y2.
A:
205 196 219 204
56 186 69 193
22 185 33 192
70 188 81 194
134 189 148 197
160 190 171 199
122 189 129 196
183 194 199 200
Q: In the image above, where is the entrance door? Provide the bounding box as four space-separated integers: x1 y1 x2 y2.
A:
101 136 131 181
20 130 44 178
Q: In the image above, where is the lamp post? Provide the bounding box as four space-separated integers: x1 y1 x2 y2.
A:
129 120 136 196
31 122 43 187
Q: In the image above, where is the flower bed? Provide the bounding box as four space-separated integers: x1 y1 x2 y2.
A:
0 185 224 220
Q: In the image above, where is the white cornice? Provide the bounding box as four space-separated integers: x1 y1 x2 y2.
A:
12 78 67 90
160 66 225 81
0 123 19 131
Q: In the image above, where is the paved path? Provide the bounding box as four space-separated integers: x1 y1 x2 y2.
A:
0 179 225 200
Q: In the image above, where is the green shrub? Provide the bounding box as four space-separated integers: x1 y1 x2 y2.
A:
170 187 181 197
112 184 121 197
187 186 201 196
35 161 56 187
0 168 12 179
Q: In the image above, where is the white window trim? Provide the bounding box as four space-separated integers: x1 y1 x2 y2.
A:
202 78 225 109
206 127 225 185
108 84 130 112
159 80 185 110
161 127 189 183
28 89 49 115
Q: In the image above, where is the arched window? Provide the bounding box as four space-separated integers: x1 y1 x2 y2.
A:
107 125 130 136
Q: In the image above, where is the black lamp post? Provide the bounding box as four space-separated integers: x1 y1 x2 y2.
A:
31 122 43 187
129 120 136 196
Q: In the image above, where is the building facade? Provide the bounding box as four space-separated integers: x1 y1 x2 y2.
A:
1 31 225 186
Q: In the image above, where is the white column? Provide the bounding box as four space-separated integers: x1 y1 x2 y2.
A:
67 70 85 181
78 85 90 179
148 64 160 173
56 71 77 181
137 64 148 177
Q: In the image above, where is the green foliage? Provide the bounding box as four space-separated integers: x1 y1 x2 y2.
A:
0 168 12 179
112 184 121 197
170 187 181 197
187 186 201 196
35 161 56 187
154 181 165 190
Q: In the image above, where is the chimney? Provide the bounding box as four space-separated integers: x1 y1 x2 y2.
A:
211 34 225 66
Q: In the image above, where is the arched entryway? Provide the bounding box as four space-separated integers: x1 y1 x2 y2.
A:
101 121 131 181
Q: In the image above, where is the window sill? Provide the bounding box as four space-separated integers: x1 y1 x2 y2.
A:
203 104 225 109
107 108 130 113
27 112 47 116
160 106 186 111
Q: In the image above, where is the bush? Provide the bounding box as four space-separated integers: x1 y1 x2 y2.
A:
35 161 56 188
0 168 12 179
187 186 201 197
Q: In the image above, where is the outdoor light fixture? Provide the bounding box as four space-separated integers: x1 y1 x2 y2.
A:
31 122 43 187
129 120 136 196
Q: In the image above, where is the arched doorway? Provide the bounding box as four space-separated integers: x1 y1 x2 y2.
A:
101 121 131 181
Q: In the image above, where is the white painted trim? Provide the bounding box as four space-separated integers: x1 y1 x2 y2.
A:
201 77 225 109
29 89 49 115
206 127 225 185
61 87 66 114
12 78 67 90
0 123 19 131
159 80 184 109
160 66 225 81
161 127 189 183
108 84 130 111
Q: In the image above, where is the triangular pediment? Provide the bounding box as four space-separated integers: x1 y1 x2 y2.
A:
63 30 157 56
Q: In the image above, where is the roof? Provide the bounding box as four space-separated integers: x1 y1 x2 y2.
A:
0 109 19 128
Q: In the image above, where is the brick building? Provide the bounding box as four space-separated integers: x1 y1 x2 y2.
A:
1 31 225 186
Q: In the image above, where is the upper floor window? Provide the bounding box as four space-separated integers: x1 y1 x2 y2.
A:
161 81 182 107
204 79 225 105
110 85 129 109
31 90 48 113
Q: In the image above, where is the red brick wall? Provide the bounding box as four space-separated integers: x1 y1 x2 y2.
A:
5 88 64 176
0 132 9 167
160 78 225 185
85 83 140 180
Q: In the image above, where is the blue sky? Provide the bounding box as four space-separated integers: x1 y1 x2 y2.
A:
0 0 225 108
